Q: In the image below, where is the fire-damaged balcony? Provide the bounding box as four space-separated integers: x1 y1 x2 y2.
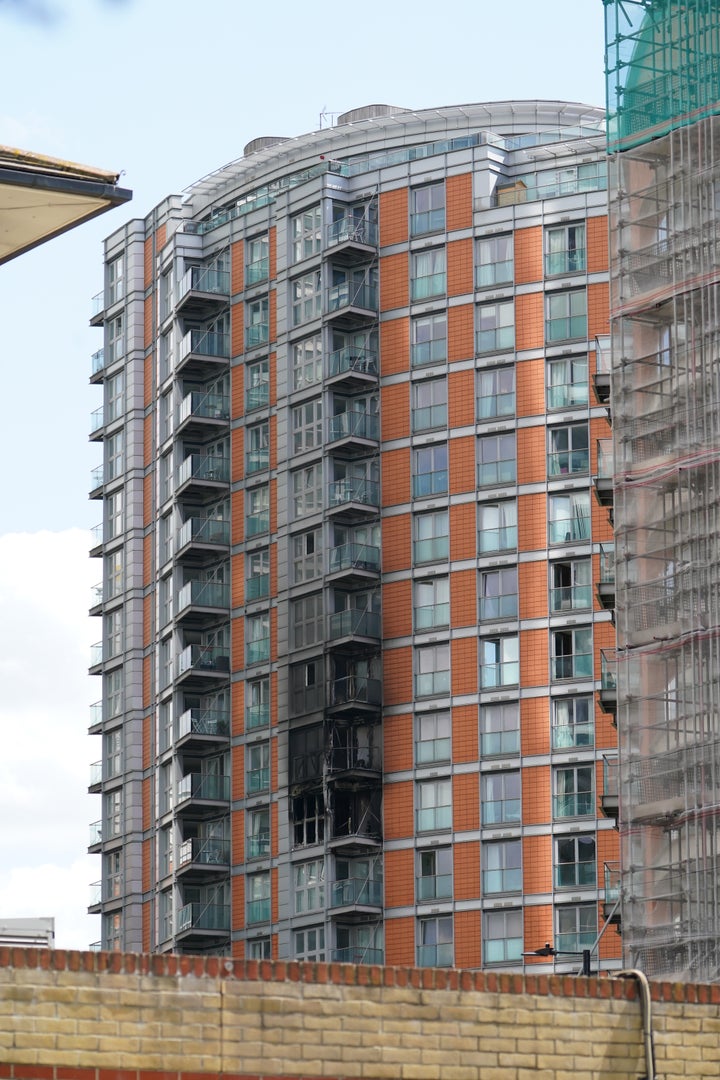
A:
327 674 382 715
601 755 619 820
329 789 382 853
593 438 614 513
327 607 381 649
596 543 615 613
326 724 382 784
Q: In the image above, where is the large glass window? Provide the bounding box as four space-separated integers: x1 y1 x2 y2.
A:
482 840 521 894
107 255 124 306
555 835 596 889
246 676 270 730
545 223 586 276
546 289 587 342
246 358 269 411
107 313 124 364
246 297 269 349
291 463 323 518
292 790 325 846
478 500 517 553
415 711 451 765
483 910 522 965
411 248 446 301
246 612 270 665
105 608 123 659
417 847 452 901
413 378 447 431
292 271 322 326
412 313 447 367
246 548 269 601
246 742 269 794
478 433 516 487
292 528 322 583
551 696 594 749
246 234 269 284
477 366 515 420
479 568 518 621
292 593 324 649
414 577 450 630
550 558 592 612
294 926 325 962
247 871 271 924
481 771 521 825
476 300 514 354
548 423 589 477
294 859 325 914
547 355 588 409
418 915 453 967
416 778 452 832
480 636 519 689
246 484 269 537
476 234 513 288
293 334 323 390
411 183 445 235
290 659 323 716
553 765 594 819
548 492 591 545
416 643 450 697
292 398 323 454
291 206 322 263
106 371 124 423
413 443 448 498
414 509 449 563
556 903 596 953
105 430 123 483
246 422 269 474
551 626 592 681
480 702 520 757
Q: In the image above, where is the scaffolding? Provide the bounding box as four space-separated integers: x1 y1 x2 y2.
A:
606 0 720 980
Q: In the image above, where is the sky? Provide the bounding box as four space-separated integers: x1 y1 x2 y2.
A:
0 0 607 949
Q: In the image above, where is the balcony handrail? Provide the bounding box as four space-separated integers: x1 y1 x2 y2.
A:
176 707 230 739
328 410 379 442
326 217 378 247
176 579 230 611
329 541 380 574
328 608 381 640
327 344 378 379
328 478 379 507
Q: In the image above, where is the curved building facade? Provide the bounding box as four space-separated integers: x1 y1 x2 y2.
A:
87 101 620 972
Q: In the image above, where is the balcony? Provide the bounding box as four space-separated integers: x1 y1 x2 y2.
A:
596 544 615 612
88 819 102 851
177 391 229 436
89 581 103 617
177 837 230 874
176 902 230 941
89 700 102 734
176 454 230 495
328 410 379 451
89 640 103 674
599 649 617 715
330 877 383 911
89 464 104 498
176 644 230 684
326 217 378 262
593 335 611 404
89 406 104 440
327 742 382 781
89 760 102 794
328 609 381 647
327 345 379 389
593 439 614 509
90 290 104 326
330 802 382 850
328 478 379 517
89 522 103 557
328 542 380 581
175 266 229 314
176 517 230 559
177 329 229 376
176 707 230 748
328 676 382 714
326 281 378 326
176 772 230 813
332 946 383 965
90 347 105 383
603 861 621 925
175 580 230 622
601 756 619 820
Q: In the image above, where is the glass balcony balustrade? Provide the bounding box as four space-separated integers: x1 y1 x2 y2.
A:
328 411 379 442
178 266 229 300
90 407 104 434
180 329 229 359
245 258 269 285
416 873 452 901
327 217 378 247
90 291 104 318
89 761 102 787
91 347 105 376
552 650 593 681
176 708 230 739
246 510 270 536
177 772 230 803
246 324 269 349
327 282 377 313
332 947 383 964
550 584 592 611
553 791 594 818
417 943 453 967
177 644 230 676
414 603 450 630
177 517 230 549
555 860 596 889
328 609 381 640
548 514 591 545
177 455 230 486
246 573 269 601
328 345 378 379
246 702 270 729
328 478 379 508
329 542 380 574
90 464 104 490
177 903 229 933
246 637 270 665
246 448 269 473
89 819 102 846
247 898 271 924
413 536 449 563
330 878 382 907
178 837 229 868
178 391 229 425
246 380 269 410
176 580 230 612
247 832 270 859
547 449 590 477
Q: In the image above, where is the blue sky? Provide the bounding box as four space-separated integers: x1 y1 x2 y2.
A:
0 0 607 947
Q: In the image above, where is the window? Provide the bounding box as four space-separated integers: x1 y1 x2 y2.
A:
417 847 453 901
247 871 270 923
416 778 452 832
246 234 269 284
483 910 522 965
480 702 520 757
415 711 451 765
545 223 586 276
246 297 269 349
293 334 322 390
411 248 446 301
550 559 592 612
246 548 269 601
104 790 122 838
290 659 323 715
482 840 521 893
477 366 515 420
246 484 269 537
158 828 172 878
547 355 588 409
476 300 514 353
246 743 269 794
292 270 322 326
556 903 596 953
106 489 123 541
107 313 124 363
476 234 513 288
246 422 269 474
107 255 124 306
546 290 587 342
411 183 445 235
105 548 123 601
292 790 325 846
103 728 122 779
294 859 325 913
413 443 448 498
548 423 589 477
292 398 323 454
246 612 270 665
548 492 591 545
416 643 450 697
105 609 123 659
292 463 322 518
555 835 596 889
418 915 453 967
290 726 324 784
478 433 516 487
102 911 123 952
412 313 447 367
551 626 592 681
159 762 173 815
480 636 519 689
292 528 322 583
292 593 324 649
414 577 450 630
413 378 447 431
553 765 594 818
246 358 269 411
294 926 325 962
105 430 123 483
106 371 124 423
479 568 518 621
481 771 520 825
291 206 322 263
247 937 271 960
105 668 123 718
552 696 594 749
478 500 517 553
246 677 270 730
414 509 449 563
335 923 383 964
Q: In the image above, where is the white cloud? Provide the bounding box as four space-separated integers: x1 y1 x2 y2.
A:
0 529 99 948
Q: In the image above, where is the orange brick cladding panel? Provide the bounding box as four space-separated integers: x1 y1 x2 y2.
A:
379 187 408 246
446 172 473 231
447 236 473 296
448 302 473 362
3 947 719 1079
379 250 409 311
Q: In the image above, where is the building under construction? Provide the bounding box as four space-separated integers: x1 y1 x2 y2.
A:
605 0 720 979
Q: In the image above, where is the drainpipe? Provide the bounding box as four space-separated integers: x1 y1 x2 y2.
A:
613 969 656 1080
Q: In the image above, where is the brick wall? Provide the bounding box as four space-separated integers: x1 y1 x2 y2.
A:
2 949 720 1078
